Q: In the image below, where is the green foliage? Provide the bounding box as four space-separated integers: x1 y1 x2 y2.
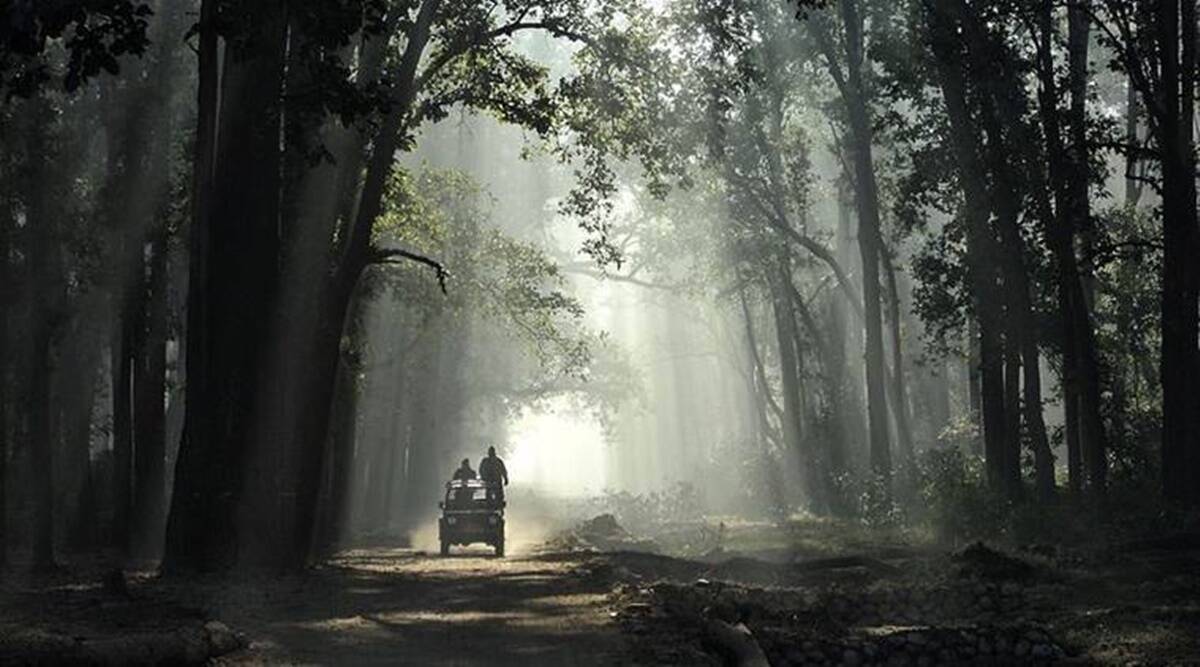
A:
374 165 632 414
936 415 980 452
587 481 704 532
1092 204 1163 472
909 446 1000 544
906 445 1184 547
550 1 693 266
910 220 970 356
1 0 152 97
825 470 906 529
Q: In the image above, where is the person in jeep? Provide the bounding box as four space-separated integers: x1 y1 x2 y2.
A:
452 458 476 481
478 446 508 503
451 459 477 503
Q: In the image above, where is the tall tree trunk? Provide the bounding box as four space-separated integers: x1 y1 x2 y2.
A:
825 0 891 484
401 328 446 536
1061 311 1083 495
1026 344 1055 502
1028 0 1107 499
0 205 10 569
164 0 286 572
1028 15 1085 493
281 276 359 566
103 2 183 558
834 180 867 457
930 358 952 442
956 0 1056 502
316 338 360 557
1124 73 1143 208
1002 339 1023 498
770 260 821 512
789 284 849 478
738 289 787 514
1157 0 1200 507
966 318 982 455
318 290 370 556
133 234 168 559
927 0 1008 489
163 0 218 567
30 261 55 571
850 94 889 476
111 293 134 556
28 143 57 572
59 303 104 552
1065 1 1108 498
881 252 914 462
279 0 443 565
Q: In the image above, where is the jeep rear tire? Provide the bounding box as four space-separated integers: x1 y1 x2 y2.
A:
440 540 450 556
494 539 505 557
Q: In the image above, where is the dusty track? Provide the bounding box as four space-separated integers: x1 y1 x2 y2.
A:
213 548 625 666
4 525 1198 665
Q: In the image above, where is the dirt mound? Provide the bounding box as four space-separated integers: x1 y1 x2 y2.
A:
545 514 661 553
0 620 244 665
954 542 1037 582
580 513 625 538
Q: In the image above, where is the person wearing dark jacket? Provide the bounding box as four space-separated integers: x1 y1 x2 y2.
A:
478 446 509 503
452 458 476 481
450 459 476 505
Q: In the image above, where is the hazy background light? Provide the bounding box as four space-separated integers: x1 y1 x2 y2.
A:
506 398 609 497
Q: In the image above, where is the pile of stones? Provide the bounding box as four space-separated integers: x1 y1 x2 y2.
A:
760 625 1066 667
614 567 1067 666
820 581 1029 626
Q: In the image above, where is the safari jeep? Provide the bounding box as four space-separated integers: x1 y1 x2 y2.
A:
438 479 505 557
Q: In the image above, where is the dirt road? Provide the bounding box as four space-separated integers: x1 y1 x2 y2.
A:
5 521 1197 665
213 548 626 666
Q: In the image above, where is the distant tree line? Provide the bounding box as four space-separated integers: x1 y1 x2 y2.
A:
579 0 1199 518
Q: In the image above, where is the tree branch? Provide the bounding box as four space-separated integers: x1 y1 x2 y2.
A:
560 264 683 291
416 17 645 96
369 246 450 293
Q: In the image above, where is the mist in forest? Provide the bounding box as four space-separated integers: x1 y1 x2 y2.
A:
1 0 1199 665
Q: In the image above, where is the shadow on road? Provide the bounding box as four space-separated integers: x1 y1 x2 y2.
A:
209 548 623 665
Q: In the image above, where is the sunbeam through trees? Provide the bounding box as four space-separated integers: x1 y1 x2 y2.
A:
0 0 1198 664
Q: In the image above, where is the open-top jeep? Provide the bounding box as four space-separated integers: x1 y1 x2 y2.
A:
438 479 505 557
